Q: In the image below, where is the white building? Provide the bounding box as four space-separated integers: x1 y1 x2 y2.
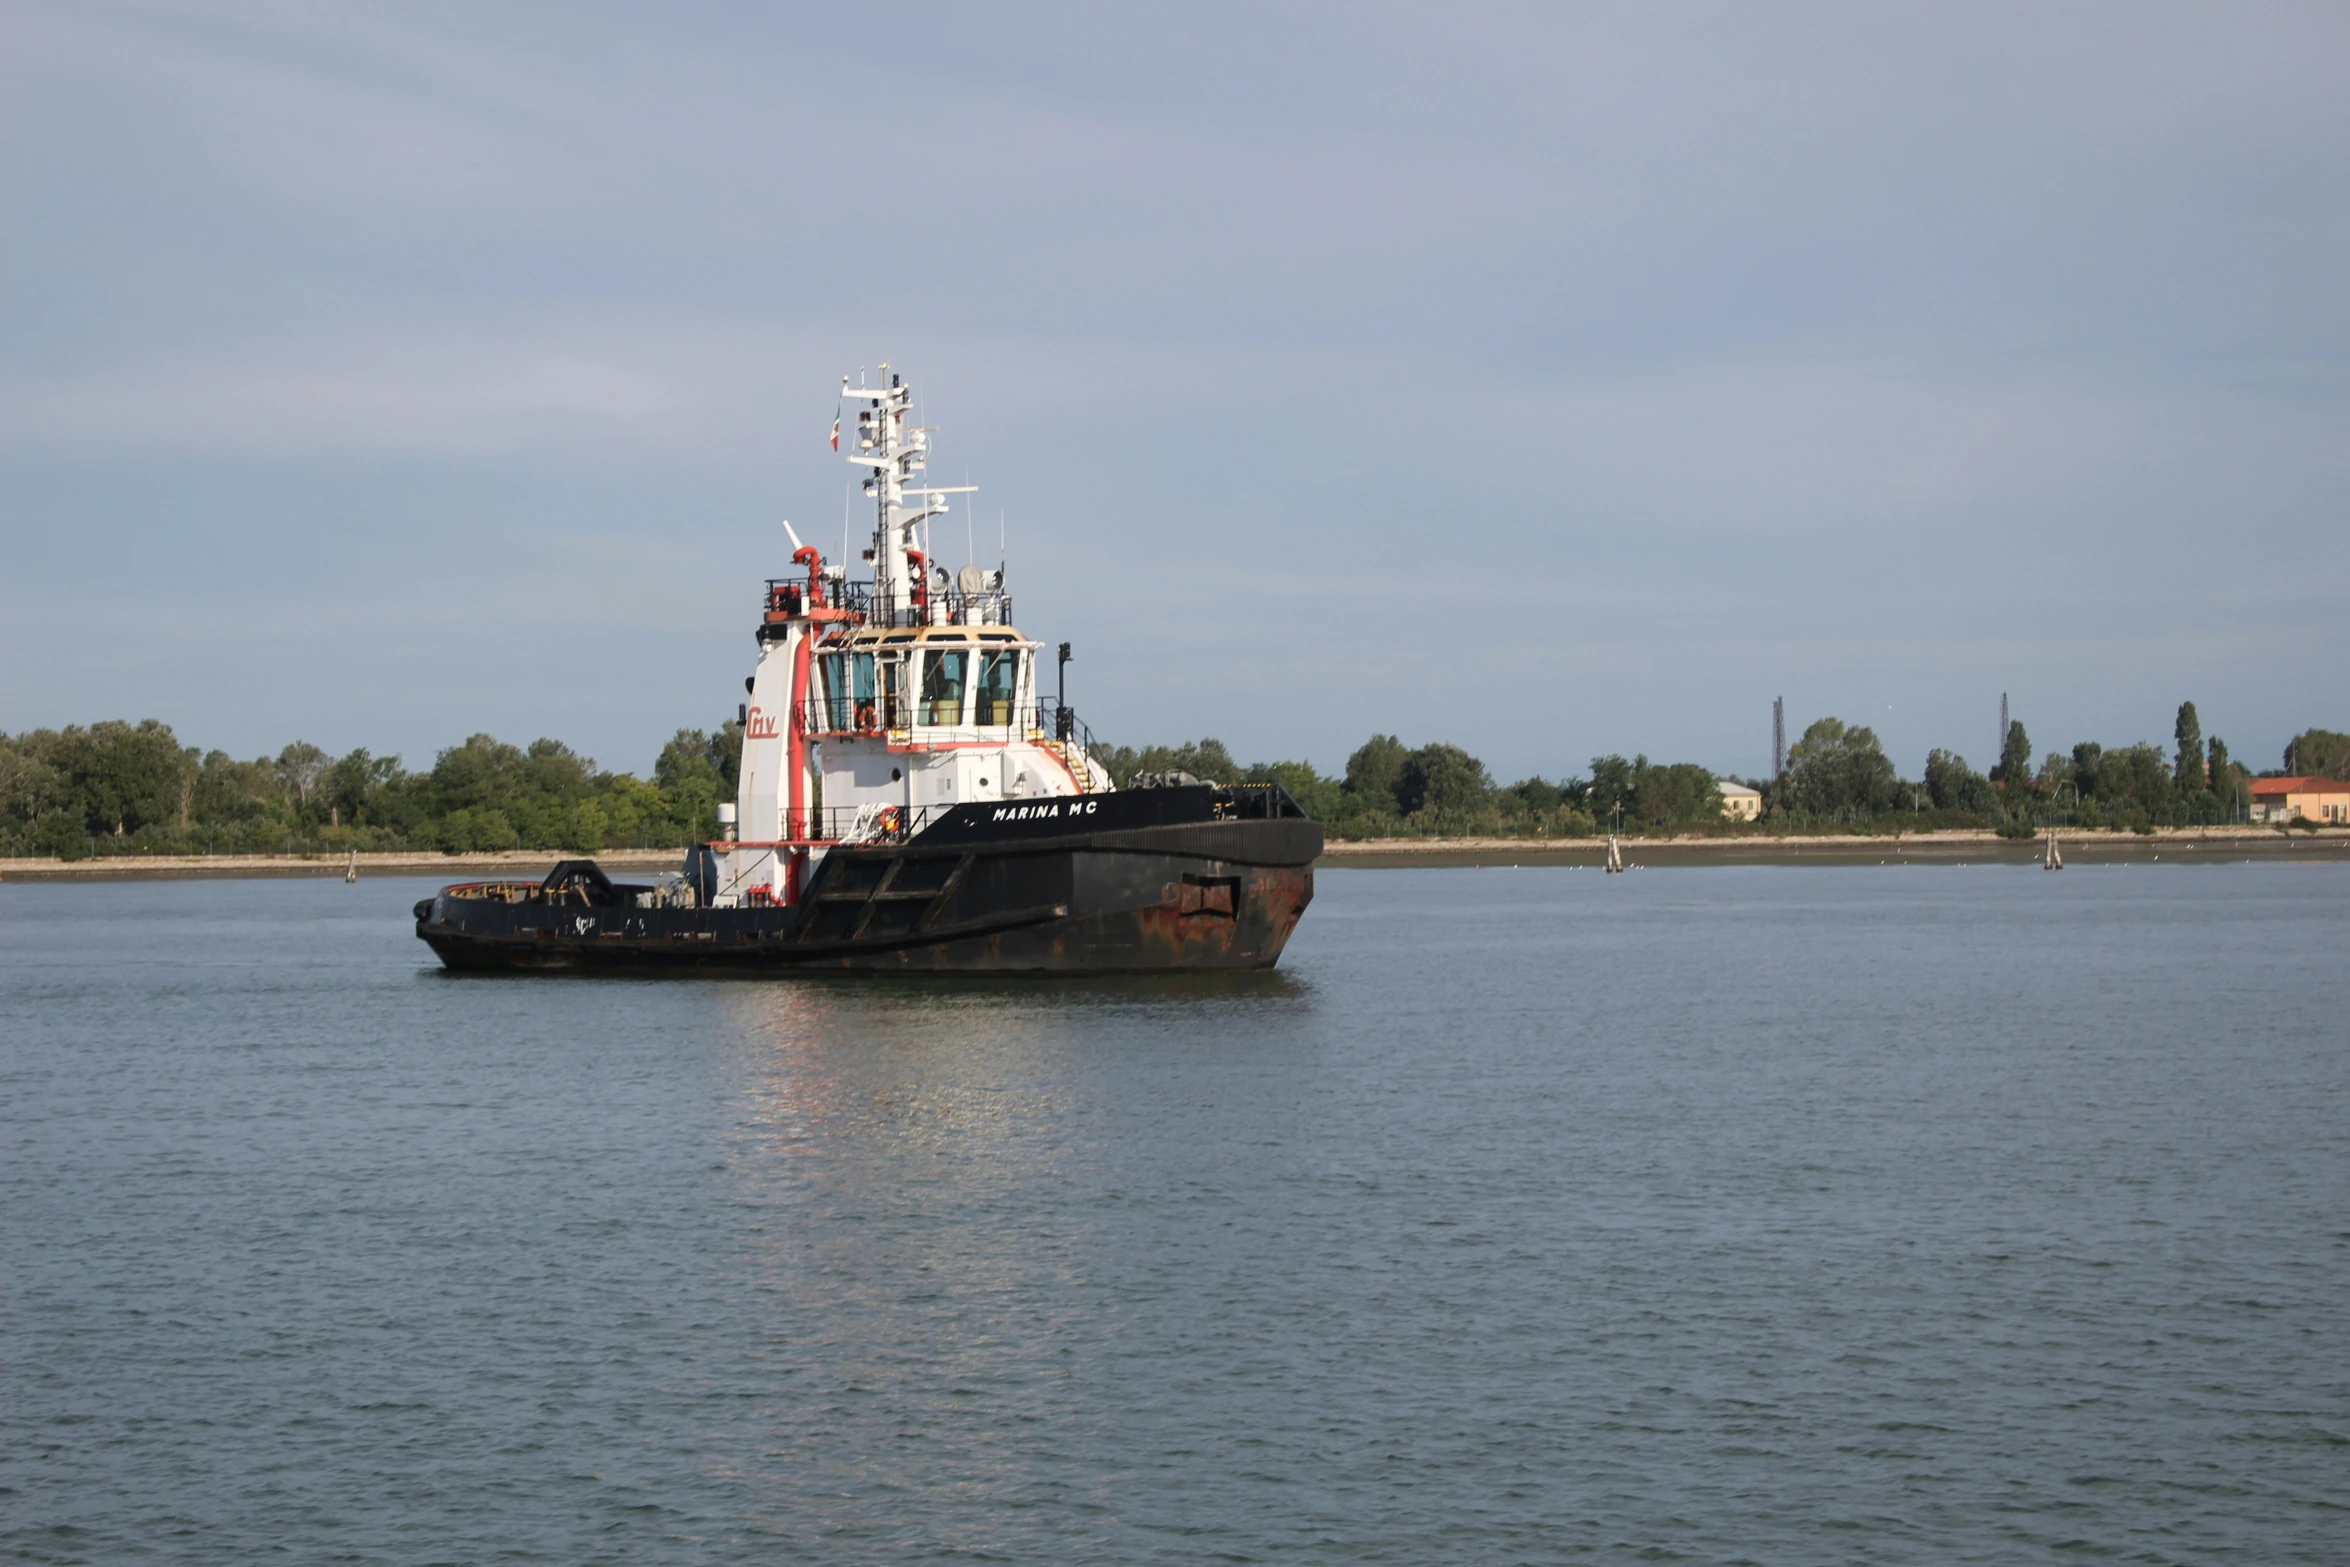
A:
1717 780 1763 821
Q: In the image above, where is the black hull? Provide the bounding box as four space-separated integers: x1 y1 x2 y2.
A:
415 791 1319 975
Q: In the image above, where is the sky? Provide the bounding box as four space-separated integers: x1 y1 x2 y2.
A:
3 1 2345 782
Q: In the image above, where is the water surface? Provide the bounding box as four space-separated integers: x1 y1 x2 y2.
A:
5 866 2345 1563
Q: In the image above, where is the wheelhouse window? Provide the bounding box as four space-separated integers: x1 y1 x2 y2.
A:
976 649 1018 726
919 648 969 726
880 654 905 730
821 652 877 732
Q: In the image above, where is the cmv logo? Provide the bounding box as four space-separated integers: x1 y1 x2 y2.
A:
990 799 1099 823
745 706 782 740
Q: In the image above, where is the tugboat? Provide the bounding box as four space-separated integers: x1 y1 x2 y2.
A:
415 364 1319 973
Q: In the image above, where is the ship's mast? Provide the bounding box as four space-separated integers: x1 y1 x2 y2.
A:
842 363 972 627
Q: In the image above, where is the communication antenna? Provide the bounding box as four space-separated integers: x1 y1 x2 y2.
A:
835 362 975 624
2000 692 2009 764
1772 696 1785 780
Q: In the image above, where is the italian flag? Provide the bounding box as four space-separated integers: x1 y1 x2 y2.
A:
830 396 842 452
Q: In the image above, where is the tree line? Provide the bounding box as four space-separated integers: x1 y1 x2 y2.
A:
0 721 745 860
2 713 2342 860
1105 709 2348 839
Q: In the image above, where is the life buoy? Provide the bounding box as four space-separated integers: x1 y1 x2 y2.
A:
855 700 877 733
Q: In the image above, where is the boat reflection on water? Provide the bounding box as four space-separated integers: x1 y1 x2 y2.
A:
708 968 1317 1210
695 967 1323 1532
713 971 1317 1154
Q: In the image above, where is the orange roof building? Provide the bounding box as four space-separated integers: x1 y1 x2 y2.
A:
2248 776 2350 824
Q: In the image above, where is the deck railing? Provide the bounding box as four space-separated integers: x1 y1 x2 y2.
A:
725 803 945 849
762 577 1014 630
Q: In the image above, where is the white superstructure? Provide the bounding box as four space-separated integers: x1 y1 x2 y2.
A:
717 364 1111 906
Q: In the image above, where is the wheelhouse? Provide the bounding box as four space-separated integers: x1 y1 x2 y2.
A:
718 361 1113 909
808 626 1043 744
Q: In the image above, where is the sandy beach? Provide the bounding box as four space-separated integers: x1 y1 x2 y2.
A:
0 849 687 883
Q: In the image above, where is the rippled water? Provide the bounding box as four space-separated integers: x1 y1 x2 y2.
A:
5 865 2345 1563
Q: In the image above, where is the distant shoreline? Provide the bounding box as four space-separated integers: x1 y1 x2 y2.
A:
3 827 2345 882
0 850 687 883
1318 827 2350 867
